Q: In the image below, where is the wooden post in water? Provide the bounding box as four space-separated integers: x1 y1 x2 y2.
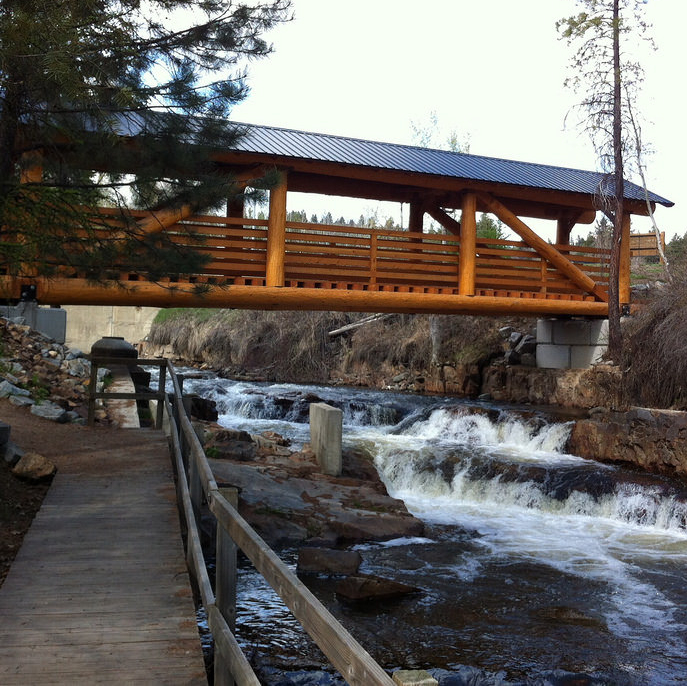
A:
215 486 239 686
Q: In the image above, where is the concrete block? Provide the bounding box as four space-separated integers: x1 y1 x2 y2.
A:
309 402 342 476
552 320 592 346
35 307 66 343
536 344 571 369
1 303 66 343
589 319 609 345
570 344 607 369
536 319 553 344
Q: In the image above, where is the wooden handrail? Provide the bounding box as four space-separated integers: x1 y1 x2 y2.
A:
162 361 395 686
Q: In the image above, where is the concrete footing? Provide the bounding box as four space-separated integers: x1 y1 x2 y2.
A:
1 302 66 343
536 318 608 370
309 402 342 476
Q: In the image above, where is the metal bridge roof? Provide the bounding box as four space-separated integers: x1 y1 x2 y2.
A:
232 122 673 208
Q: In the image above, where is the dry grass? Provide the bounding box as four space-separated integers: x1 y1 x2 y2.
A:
149 309 349 382
149 310 515 384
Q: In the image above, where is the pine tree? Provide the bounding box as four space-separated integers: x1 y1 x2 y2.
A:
0 0 290 282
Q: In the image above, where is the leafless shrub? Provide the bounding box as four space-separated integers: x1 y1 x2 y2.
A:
149 309 349 382
623 277 687 408
346 315 432 371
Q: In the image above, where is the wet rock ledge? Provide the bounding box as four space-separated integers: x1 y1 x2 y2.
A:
194 423 424 550
568 407 687 479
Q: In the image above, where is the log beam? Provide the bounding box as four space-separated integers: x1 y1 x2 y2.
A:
265 172 288 287
425 205 461 236
476 192 608 302
137 205 194 234
459 193 476 295
10 277 609 317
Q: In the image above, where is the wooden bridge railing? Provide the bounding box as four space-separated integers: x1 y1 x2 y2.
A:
160 361 395 686
21 208 611 300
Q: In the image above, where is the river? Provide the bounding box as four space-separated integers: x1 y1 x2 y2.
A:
174 371 687 685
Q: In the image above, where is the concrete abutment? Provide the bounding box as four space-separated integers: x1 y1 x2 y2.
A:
536 318 608 370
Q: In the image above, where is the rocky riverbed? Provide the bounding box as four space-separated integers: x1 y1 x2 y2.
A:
195 423 424 551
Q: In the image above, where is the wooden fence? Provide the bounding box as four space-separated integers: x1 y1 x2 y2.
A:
160 361 396 686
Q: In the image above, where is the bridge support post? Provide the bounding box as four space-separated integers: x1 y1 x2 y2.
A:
536 318 609 369
266 173 288 287
458 192 476 295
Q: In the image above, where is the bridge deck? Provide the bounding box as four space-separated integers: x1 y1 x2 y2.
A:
0 429 206 685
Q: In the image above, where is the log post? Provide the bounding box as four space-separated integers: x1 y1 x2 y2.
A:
265 172 288 287
619 212 632 306
18 151 43 278
556 216 576 246
408 202 424 233
215 486 239 686
227 186 245 219
20 150 43 184
458 193 476 295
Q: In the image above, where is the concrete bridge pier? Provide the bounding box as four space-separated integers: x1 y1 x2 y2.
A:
536 318 609 369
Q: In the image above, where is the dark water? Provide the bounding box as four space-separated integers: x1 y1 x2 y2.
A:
175 372 687 685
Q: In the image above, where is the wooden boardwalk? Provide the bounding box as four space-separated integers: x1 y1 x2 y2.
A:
0 429 207 685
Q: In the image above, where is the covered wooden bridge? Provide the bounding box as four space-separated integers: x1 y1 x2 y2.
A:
3 123 673 317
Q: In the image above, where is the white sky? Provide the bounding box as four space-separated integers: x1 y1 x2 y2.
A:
230 0 686 242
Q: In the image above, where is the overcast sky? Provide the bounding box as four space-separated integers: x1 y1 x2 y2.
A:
231 0 686 241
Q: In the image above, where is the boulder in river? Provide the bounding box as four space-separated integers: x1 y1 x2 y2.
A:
335 574 420 601
297 547 362 575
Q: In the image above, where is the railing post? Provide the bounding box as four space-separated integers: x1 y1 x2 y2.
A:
215 486 239 686
540 258 548 294
458 192 476 295
370 233 378 285
189 447 203 525
156 363 167 430
87 359 98 426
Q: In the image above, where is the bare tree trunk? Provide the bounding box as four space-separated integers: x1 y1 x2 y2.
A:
626 93 672 281
608 0 624 362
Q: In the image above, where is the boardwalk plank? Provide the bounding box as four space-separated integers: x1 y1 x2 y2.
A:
0 428 206 685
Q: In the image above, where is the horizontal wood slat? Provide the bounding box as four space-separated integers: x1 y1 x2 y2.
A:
17 208 612 305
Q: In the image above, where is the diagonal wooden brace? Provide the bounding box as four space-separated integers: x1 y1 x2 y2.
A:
476 192 608 302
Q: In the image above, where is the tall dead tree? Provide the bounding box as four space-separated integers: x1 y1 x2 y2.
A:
558 0 652 361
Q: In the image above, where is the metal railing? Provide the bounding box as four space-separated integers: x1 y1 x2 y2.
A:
87 356 167 428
